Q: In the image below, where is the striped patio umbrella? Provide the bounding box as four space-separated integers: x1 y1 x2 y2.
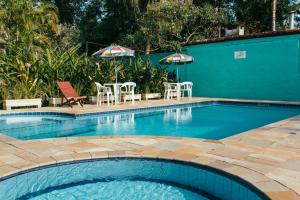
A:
160 53 194 82
92 45 135 59
92 45 135 83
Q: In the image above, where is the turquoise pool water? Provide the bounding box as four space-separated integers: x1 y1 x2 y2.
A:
0 158 268 200
28 180 206 200
0 102 300 140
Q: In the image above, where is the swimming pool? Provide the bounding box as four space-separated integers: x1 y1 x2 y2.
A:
1 101 300 140
0 158 269 200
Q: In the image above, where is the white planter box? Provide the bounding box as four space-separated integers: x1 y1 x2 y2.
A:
142 93 161 100
89 95 114 104
3 98 42 110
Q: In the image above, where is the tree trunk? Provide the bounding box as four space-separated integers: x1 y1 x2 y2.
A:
145 38 151 54
272 0 277 31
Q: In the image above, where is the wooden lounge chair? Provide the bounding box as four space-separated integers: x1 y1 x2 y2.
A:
57 81 87 107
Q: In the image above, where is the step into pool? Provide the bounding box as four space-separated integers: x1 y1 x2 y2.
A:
0 101 299 140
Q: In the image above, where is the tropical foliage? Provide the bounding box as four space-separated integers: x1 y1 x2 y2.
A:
0 41 169 102
0 43 89 100
0 0 171 106
0 44 169 100
0 0 59 49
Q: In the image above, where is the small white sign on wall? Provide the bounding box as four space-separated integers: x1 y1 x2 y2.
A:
234 51 247 59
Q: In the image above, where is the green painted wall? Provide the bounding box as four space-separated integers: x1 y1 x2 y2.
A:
149 34 300 101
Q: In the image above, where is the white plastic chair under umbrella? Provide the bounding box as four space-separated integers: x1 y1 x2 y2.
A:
163 82 178 100
120 82 136 104
95 82 112 106
180 82 193 99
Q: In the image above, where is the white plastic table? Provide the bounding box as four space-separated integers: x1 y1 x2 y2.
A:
104 83 123 105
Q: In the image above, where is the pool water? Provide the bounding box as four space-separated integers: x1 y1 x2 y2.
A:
0 158 267 200
1 102 300 140
28 180 207 200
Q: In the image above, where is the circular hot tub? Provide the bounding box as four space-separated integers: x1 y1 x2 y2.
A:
0 158 269 200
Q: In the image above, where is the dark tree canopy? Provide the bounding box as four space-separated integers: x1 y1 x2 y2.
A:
231 0 296 33
16 0 300 53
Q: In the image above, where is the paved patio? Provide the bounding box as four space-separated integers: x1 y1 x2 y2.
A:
0 98 300 199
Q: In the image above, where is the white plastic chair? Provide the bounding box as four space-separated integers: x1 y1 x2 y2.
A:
163 82 169 100
120 82 136 104
163 82 178 100
180 82 193 99
95 82 112 106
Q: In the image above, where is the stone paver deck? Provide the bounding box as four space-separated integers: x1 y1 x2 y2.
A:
0 98 300 199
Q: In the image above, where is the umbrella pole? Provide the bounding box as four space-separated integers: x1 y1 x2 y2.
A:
114 57 118 105
114 57 117 84
115 66 117 84
176 66 179 83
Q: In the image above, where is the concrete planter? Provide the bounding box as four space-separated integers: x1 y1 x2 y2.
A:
89 96 97 104
3 98 42 110
89 95 114 104
122 94 141 102
48 97 64 106
142 93 161 100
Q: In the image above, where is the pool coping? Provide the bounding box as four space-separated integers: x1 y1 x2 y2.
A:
0 99 300 118
0 97 299 200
